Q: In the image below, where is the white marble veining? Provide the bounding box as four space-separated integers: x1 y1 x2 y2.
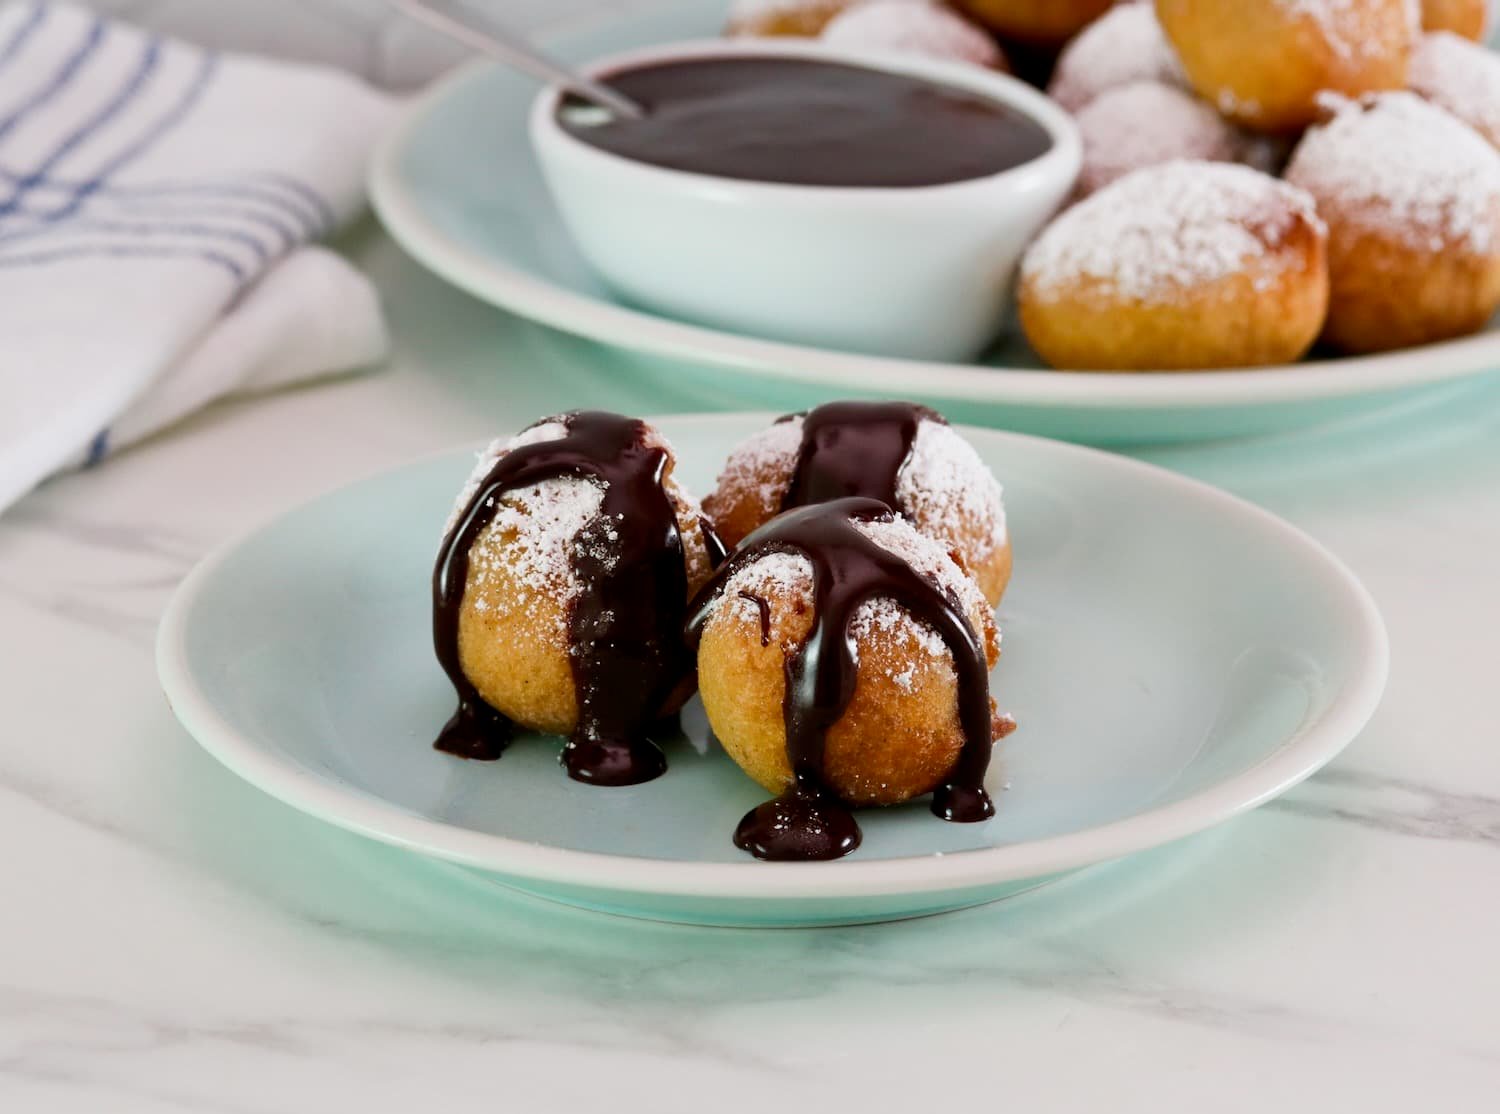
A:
4 3 1500 1109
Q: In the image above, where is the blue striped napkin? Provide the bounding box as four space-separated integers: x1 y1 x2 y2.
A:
0 1 396 514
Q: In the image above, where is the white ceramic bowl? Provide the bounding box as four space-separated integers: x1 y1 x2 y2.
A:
529 39 1081 363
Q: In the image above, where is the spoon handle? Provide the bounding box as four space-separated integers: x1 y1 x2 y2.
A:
390 0 645 119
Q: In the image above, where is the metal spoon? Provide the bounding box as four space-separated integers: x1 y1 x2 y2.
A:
389 0 646 119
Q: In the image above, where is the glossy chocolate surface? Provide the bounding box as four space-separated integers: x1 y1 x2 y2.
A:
433 412 700 786
561 57 1053 188
687 498 996 861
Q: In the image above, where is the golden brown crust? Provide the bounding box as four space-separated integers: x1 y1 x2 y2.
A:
1422 0 1491 40
458 516 579 736
705 420 1012 605
952 0 1113 45
724 0 856 37
1408 31 1500 151
1284 93 1500 354
975 539 1013 607
1018 215 1330 371
1317 220 1500 353
696 562 1001 806
1155 0 1412 132
455 460 715 736
702 474 781 556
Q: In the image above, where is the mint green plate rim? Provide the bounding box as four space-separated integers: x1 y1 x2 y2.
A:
155 416 1389 908
368 0 1500 422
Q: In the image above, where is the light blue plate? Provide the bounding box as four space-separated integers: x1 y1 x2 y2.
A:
368 0 1500 444
156 416 1388 926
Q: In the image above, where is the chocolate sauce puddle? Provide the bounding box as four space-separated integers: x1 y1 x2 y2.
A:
432 411 701 786
687 497 997 861
781 400 940 513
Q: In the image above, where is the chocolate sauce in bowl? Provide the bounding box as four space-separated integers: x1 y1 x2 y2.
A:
686 498 997 861
432 411 705 786
560 57 1054 188
781 400 940 511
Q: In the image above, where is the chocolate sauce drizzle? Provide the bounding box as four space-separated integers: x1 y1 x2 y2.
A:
686 497 997 862
432 411 705 786
781 400 940 514
737 591 772 648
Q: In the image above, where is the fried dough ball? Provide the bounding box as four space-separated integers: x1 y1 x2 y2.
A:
1018 161 1329 370
1155 0 1414 132
1408 31 1500 150
1421 0 1495 39
705 408 1013 604
1048 2 1187 112
951 0 1115 46
448 420 717 735
695 517 1001 806
1285 92 1500 353
821 0 1009 69
725 0 865 36
1074 81 1261 197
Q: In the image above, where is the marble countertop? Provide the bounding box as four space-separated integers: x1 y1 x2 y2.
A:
5 3 1500 1111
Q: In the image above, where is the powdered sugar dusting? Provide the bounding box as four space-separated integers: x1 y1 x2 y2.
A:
1048 3 1185 112
725 551 814 601
1214 88 1263 117
850 599 949 680
708 514 996 692
462 477 606 624
1276 0 1408 59
444 420 567 538
710 417 805 522
821 1 1003 68
1022 161 1324 300
443 417 713 625
1408 32 1500 151
1285 91 1500 253
712 414 1006 560
851 517 994 688
444 423 603 626
1075 82 1251 197
712 550 814 636
897 419 1007 554
853 517 990 627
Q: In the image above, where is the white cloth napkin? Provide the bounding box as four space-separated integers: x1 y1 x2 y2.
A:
0 1 396 513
